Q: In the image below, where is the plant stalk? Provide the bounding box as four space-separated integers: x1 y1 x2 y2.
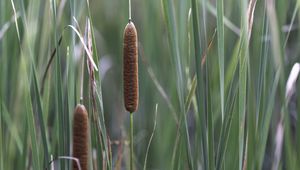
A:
130 113 134 170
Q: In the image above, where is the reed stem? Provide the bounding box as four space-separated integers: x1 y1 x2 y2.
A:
130 112 134 170
129 0 131 20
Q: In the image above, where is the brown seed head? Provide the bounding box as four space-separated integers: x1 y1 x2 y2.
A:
123 21 139 113
72 104 89 170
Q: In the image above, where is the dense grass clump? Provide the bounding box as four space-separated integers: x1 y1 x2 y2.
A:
1 0 300 169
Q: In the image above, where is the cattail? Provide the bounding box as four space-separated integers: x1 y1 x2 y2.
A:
72 104 89 170
123 21 139 113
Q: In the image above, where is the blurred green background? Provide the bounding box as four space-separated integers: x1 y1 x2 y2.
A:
1 0 300 169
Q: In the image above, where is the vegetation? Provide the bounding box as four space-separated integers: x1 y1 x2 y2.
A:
1 0 300 169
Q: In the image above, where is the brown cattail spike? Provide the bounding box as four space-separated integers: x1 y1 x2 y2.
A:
72 104 89 170
123 21 138 113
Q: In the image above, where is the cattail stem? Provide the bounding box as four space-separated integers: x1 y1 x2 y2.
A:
130 112 134 170
80 53 85 104
129 0 131 21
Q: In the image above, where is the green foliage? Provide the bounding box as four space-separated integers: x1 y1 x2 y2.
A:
1 0 300 169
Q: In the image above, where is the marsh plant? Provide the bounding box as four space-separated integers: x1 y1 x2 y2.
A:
1 0 300 170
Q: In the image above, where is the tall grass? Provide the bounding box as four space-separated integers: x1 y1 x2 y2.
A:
1 0 300 169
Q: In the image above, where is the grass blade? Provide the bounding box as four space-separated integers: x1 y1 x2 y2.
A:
217 0 225 122
0 101 3 170
161 0 193 169
31 65 49 167
190 0 208 169
50 1 67 169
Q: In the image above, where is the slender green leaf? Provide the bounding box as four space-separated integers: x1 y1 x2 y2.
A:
217 0 225 122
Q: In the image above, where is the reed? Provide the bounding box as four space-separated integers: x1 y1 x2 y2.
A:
3 0 300 169
123 17 139 169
